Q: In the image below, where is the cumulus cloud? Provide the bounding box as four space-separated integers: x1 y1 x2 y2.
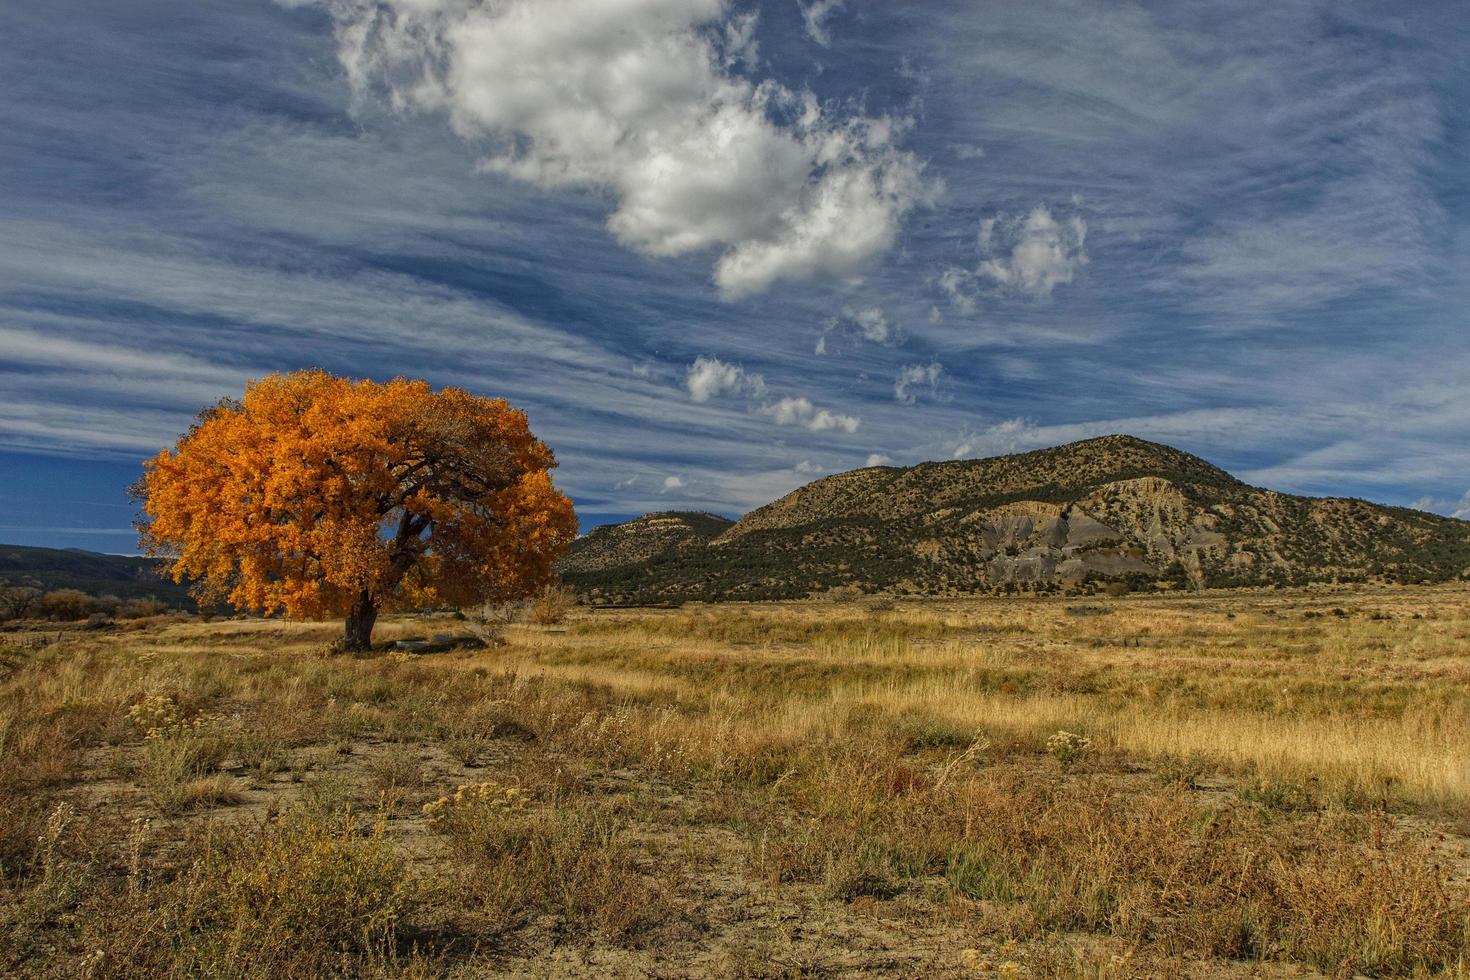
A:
849 307 890 342
894 361 942 404
794 459 824 475
686 355 749 402
937 267 977 314
865 452 893 467
939 205 1087 310
685 355 858 434
798 0 845 46
816 305 894 354
325 0 930 298
977 207 1088 299
761 397 860 433
661 475 687 493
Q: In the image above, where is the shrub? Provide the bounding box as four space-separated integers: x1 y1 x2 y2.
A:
0 586 41 622
128 695 232 813
425 782 672 939
90 805 421 976
116 597 170 619
423 781 529 839
0 802 91 968
528 584 576 625
38 589 95 621
1045 730 1093 768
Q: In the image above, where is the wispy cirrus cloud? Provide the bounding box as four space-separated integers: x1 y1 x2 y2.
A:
798 0 846 46
1410 491 1470 521
3 0 1469 548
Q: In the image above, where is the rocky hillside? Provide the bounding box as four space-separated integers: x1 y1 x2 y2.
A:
562 436 1470 603
560 512 734 578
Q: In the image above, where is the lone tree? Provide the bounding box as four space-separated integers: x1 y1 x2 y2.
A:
135 370 578 650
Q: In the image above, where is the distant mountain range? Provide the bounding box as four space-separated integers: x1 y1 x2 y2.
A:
0 544 190 604
561 435 1470 602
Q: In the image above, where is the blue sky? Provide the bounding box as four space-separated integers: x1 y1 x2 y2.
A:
2 0 1468 554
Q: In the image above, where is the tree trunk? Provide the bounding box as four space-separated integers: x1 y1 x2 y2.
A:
344 590 378 652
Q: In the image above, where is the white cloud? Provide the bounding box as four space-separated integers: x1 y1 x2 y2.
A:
952 417 1042 459
686 355 745 402
661 475 687 493
794 459 824 475
937 266 977 314
685 356 858 434
798 0 846 46
848 306 890 343
1410 491 1470 521
327 0 929 298
760 397 860 433
894 361 942 404
939 206 1087 309
865 452 893 467
976 206 1088 299
816 305 895 354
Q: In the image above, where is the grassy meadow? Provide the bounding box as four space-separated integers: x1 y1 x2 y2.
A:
3 585 1470 977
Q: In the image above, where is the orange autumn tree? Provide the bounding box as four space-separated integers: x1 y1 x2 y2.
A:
135 370 578 650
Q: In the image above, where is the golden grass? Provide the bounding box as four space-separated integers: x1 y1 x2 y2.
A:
496 585 1470 809
3 584 1470 976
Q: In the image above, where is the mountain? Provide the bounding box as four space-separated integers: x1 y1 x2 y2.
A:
561 436 1470 602
561 512 734 579
0 544 191 604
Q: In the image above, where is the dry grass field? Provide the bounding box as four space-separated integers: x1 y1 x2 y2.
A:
3 585 1470 977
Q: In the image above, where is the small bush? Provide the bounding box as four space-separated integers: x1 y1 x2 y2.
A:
0 586 41 622
821 845 902 901
528 584 576 626
0 802 91 968
426 782 672 940
91 805 420 976
442 733 492 767
128 696 232 812
38 589 96 621
366 743 427 796
117 597 170 620
1045 730 1093 768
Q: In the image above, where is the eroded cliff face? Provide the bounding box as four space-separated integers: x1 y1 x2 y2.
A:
901 494 1167 586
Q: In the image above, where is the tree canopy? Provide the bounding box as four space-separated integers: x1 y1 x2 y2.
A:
136 370 577 649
